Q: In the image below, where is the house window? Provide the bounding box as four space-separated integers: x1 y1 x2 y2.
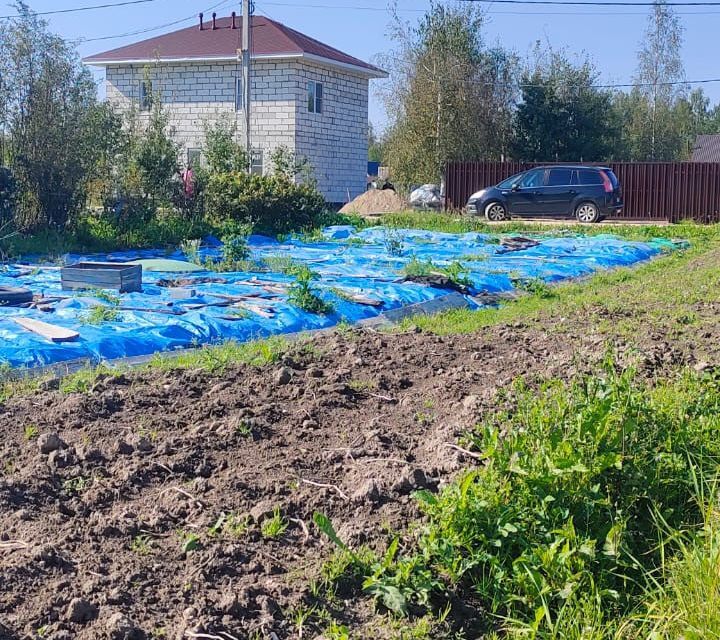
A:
307 81 323 113
250 149 264 175
235 76 244 112
139 80 152 111
187 148 203 168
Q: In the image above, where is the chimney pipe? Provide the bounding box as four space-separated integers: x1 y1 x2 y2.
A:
212 12 217 30
199 12 204 30
231 11 236 29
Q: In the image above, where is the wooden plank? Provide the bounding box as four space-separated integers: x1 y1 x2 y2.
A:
13 317 79 343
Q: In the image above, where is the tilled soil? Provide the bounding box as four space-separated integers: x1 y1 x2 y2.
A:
1 260 719 640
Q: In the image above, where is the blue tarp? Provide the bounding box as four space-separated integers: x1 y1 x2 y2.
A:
0 227 679 369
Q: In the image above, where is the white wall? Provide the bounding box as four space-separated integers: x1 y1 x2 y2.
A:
105 58 369 203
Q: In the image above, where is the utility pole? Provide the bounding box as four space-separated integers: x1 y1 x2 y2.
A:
241 0 252 169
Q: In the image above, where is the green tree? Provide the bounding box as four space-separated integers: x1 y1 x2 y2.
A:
511 48 618 162
381 1 517 185
368 122 385 163
203 118 248 174
631 0 686 159
0 2 119 229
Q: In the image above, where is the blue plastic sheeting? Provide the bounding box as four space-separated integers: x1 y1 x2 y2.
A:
0 228 678 369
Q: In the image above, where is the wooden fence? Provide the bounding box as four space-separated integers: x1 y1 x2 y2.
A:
444 161 720 223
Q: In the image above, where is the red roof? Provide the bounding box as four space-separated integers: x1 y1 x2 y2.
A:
83 15 386 77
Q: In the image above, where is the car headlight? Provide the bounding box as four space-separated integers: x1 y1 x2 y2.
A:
468 189 486 202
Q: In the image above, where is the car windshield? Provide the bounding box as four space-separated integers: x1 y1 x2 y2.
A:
497 173 523 189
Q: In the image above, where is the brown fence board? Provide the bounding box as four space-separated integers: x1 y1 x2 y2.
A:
444 161 720 223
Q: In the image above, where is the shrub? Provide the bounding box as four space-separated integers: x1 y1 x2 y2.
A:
206 171 326 235
0 168 16 224
288 265 333 314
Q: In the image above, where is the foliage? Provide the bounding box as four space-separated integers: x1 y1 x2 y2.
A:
381 1 518 184
0 167 17 224
287 265 334 314
383 225 405 256
206 171 326 235
261 507 289 539
80 304 120 325
125 97 180 207
203 119 248 174
323 364 720 634
402 257 472 288
633 0 685 160
0 2 121 230
368 122 386 163
270 145 314 183
215 220 252 271
511 47 619 162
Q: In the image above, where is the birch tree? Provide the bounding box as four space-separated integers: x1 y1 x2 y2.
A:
380 1 517 186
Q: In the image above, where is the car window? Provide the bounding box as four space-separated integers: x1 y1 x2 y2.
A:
497 173 523 189
547 168 573 186
519 169 544 188
577 169 604 185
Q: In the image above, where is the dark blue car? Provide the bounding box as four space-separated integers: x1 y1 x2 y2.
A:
466 165 623 223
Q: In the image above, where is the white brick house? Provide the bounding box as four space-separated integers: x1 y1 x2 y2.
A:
84 15 386 203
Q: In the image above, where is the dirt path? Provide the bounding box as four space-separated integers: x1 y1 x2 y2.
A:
1 248 719 640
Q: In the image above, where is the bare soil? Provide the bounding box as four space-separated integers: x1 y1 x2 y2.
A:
1 252 719 640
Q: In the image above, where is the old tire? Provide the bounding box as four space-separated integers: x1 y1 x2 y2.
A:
575 202 600 223
485 201 507 222
0 286 33 306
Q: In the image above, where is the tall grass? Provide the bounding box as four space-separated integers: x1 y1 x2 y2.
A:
318 364 720 638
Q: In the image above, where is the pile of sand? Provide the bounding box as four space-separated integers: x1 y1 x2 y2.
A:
339 188 407 216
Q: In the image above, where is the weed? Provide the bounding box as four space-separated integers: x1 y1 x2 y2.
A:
511 275 554 298
62 476 88 494
60 365 114 394
209 512 250 538
130 534 153 555
291 604 317 639
261 506 288 539
402 257 471 289
341 364 720 632
288 266 333 314
413 411 434 426
459 253 490 262
234 420 253 437
324 621 350 640
148 336 290 373
23 424 38 440
262 255 308 276
88 288 121 305
180 238 202 264
348 378 377 393
383 226 404 257
80 304 120 325
178 530 201 553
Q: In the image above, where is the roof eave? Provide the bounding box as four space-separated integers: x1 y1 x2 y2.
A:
83 51 389 78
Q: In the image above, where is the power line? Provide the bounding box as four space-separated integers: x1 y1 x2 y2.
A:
463 0 720 6
260 0 720 14
0 0 161 20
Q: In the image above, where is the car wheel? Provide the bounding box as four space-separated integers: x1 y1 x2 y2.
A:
485 201 507 222
575 202 599 223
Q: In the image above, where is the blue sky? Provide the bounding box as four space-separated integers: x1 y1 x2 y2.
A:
16 0 720 131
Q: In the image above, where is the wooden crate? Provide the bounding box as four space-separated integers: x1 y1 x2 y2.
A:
61 262 142 293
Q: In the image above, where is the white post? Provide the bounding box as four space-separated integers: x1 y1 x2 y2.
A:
241 0 251 170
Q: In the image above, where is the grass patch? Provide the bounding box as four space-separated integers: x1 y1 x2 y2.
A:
261 506 288 539
381 211 720 243
146 335 291 373
399 238 720 336
317 364 720 637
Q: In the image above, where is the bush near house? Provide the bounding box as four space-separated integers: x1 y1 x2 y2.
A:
206 171 327 236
